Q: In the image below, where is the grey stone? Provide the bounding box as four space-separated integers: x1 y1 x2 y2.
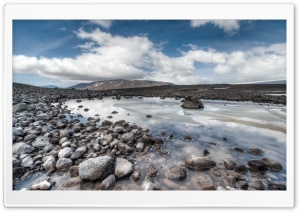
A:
37 113 52 121
185 155 216 170
114 158 134 179
12 142 34 155
224 160 237 170
56 158 73 170
122 133 135 143
58 147 73 158
21 156 33 167
118 142 134 155
142 176 159 190
23 134 37 142
32 136 50 148
261 158 283 172
166 166 187 181
135 142 144 152
96 174 116 190
79 156 115 181
130 169 141 181
196 174 215 190
181 98 204 109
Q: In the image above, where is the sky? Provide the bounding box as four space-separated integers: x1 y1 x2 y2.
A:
13 20 286 87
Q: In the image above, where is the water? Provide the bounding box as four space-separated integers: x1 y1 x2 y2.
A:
16 97 286 190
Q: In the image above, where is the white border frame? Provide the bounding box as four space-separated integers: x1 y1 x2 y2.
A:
3 3 294 207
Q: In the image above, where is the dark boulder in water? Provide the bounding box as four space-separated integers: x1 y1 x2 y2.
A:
261 158 283 172
181 98 204 109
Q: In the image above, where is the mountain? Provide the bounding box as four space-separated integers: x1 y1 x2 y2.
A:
68 79 174 90
233 80 286 85
40 85 61 88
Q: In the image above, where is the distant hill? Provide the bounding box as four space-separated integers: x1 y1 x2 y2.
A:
40 85 61 88
68 79 174 90
234 80 286 85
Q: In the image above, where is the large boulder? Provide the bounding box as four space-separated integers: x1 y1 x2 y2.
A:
185 155 216 170
79 156 115 181
12 142 34 155
32 136 50 148
181 98 204 109
114 158 133 179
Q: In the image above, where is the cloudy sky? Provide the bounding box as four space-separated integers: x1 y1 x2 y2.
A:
13 20 286 87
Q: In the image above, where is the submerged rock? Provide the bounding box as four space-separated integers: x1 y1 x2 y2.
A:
251 180 265 190
247 160 267 173
224 160 236 170
235 165 248 174
147 164 158 177
130 169 141 182
185 155 216 171
141 176 159 191
249 148 264 156
261 158 283 172
196 174 215 190
166 166 187 181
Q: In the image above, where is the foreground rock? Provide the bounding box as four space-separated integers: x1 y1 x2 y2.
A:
114 158 134 179
96 174 116 190
79 156 115 181
166 166 187 181
185 155 216 170
142 176 159 190
196 174 215 190
181 98 204 109
12 142 34 155
247 160 267 173
224 160 237 170
261 158 283 172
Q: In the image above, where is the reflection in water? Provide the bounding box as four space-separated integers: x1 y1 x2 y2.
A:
16 97 286 190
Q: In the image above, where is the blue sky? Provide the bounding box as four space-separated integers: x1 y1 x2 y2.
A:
13 20 286 87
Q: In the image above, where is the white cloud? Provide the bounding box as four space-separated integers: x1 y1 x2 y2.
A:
89 20 113 29
13 27 286 85
191 20 240 33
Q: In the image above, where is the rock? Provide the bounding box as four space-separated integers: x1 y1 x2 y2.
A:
235 165 248 174
86 126 97 132
59 137 68 145
110 139 119 149
251 180 265 190
21 156 33 167
210 167 223 177
196 174 215 190
233 147 245 153
70 166 79 177
181 98 204 109
60 130 70 138
141 176 159 190
185 155 216 171
60 177 81 189
71 146 86 160
13 103 29 113
87 153 97 158
147 164 158 177
224 160 236 170
203 149 210 156
12 142 34 155
101 120 113 126
24 134 37 142
236 181 248 190
37 113 52 121
268 182 286 190
42 157 56 173
61 141 71 148
32 180 51 190
249 148 264 156
130 169 141 181
166 166 187 181
56 158 72 170
146 115 152 118
43 143 55 152
118 142 134 155
103 134 113 143
79 156 115 181
247 160 267 173
114 158 134 179
261 158 283 172
13 167 27 178
13 157 20 167
58 147 73 158
113 126 125 133
122 133 135 143
135 142 144 152
96 174 116 190
32 136 50 148
183 135 192 140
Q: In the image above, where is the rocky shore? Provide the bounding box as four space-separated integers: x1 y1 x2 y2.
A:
12 83 286 191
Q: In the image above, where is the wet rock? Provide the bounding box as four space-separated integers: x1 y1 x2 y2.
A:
122 132 135 143
235 165 248 174
233 147 245 153
196 174 215 190
247 160 267 173
118 142 134 155
42 157 56 173
32 136 50 148
181 98 204 109
249 148 264 156
21 156 33 167
224 160 236 170
210 167 223 177
146 115 152 118
79 156 115 181
183 135 192 140
115 158 134 179
251 180 265 190
135 142 144 152
130 169 141 182
96 174 116 190
261 158 283 172
70 166 79 177
147 164 158 177
166 166 187 181
236 181 248 190
185 155 216 171
268 182 286 190
58 147 73 158
32 180 51 190
56 158 72 170
141 176 159 190
203 149 210 156
101 120 113 126
12 142 34 155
